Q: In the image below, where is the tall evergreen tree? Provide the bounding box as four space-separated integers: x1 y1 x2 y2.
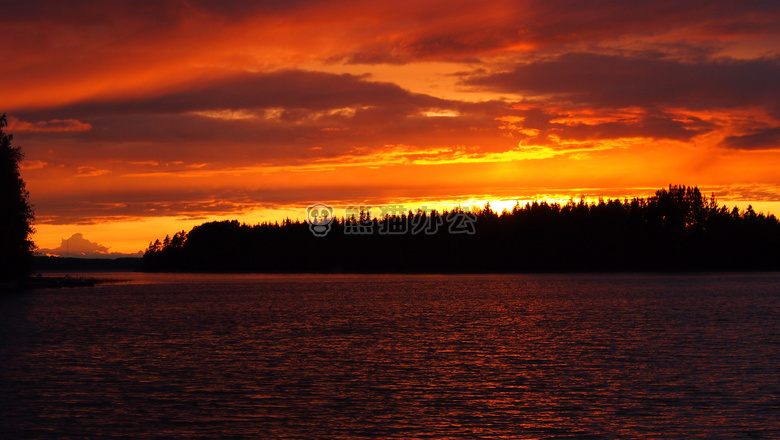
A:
0 114 35 281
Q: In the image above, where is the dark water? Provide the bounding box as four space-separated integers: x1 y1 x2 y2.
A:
1 273 779 439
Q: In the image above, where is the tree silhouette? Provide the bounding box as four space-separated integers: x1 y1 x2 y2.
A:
0 114 35 281
143 185 780 273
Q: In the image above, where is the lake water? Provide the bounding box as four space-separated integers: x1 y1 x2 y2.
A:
1 273 779 439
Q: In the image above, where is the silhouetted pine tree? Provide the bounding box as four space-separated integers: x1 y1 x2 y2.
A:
0 114 35 281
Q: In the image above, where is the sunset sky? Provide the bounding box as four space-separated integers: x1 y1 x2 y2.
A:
4 0 780 255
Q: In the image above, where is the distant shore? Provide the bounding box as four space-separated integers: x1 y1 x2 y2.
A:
32 255 143 272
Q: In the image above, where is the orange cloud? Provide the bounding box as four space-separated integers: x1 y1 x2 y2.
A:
7 116 91 133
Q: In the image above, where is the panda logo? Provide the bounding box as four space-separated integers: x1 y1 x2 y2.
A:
306 203 335 237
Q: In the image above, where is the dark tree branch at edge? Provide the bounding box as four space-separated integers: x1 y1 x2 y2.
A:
0 114 35 282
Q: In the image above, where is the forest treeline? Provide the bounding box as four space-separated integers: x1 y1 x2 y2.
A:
143 185 780 273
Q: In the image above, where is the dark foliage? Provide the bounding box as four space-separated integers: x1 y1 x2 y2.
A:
0 114 35 281
143 186 780 273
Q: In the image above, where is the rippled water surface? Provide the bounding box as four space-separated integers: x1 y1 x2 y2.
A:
2 273 779 438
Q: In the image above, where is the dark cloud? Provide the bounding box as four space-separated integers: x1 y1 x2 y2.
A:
498 106 716 146
528 0 780 41
720 126 780 150
17 105 508 168
14 70 447 118
1 0 329 25
11 53 775 171
555 111 714 142
336 0 780 64
341 26 520 65
463 53 780 110
12 71 514 165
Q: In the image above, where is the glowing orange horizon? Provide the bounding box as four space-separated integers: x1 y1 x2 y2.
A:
33 189 780 256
